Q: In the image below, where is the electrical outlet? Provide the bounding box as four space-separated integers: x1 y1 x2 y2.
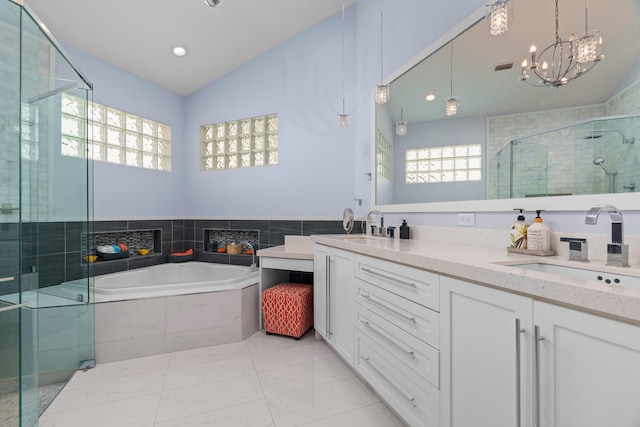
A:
457 213 475 226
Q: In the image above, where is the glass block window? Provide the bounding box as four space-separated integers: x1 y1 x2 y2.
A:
406 144 482 184
376 129 392 180
201 114 278 171
61 93 172 171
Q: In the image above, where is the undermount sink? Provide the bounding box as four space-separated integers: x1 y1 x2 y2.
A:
504 262 640 289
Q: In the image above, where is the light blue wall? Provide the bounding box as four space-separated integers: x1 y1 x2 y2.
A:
183 6 356 218
63 46 187 219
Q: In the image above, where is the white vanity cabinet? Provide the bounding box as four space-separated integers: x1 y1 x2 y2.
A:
441 276 640 427
535 301 640 427
313 245 355 364
353 254 441 427
440 276 533 427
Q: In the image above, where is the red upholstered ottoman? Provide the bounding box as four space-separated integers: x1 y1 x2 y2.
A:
262 283 313 339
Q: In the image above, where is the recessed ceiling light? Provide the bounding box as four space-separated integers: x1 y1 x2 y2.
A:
425 93 437 102
204 0 221 6
172 46 188 57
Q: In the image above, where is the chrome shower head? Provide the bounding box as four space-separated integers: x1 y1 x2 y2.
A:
593 157 617 176
584 129 634 144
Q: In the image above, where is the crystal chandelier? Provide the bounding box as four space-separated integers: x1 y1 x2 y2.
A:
445 43 458 116
520 0 603 88
396 108 407 135
486 0 511 36
376 0 389 104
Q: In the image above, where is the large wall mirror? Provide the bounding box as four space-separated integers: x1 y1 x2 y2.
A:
374 0 640 212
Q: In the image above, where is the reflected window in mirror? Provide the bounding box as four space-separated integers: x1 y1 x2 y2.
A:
406 144 482 184
376 129 392 179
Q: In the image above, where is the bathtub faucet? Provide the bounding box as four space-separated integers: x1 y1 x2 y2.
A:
242 241 257 272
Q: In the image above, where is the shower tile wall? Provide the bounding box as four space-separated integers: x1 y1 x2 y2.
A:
487 104 603 199
487 80 640 199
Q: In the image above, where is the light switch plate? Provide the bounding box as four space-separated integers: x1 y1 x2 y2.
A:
457 213 475 226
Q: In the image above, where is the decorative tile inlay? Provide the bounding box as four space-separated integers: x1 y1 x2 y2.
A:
82 230 156 257
204 229 259 252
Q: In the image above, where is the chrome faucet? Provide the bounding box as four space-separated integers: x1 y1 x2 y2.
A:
242 241 257 272
585 205 629 267
364 210 384 236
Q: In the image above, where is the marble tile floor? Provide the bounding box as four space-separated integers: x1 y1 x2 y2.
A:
0 379 67 426
39 330 408 427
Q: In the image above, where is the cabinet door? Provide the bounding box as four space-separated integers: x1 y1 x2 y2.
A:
313 245 330 339
330 248 355 364
440 277 533 427
535 302 640 427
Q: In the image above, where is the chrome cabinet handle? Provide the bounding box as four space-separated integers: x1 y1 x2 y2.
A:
361 293 416 324
360 319 416 359
325 255 331 336
360 267 416 289
0 302 31 313
534 325 545 427
515 318 525 427
0 276 15 283
361 356 416 407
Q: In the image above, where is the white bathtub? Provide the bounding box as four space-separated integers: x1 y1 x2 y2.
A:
94 261 259 302
93 262 260 362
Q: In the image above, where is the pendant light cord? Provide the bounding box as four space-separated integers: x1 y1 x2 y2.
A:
380 0 384 84
450 43 454 98
342 4 346 114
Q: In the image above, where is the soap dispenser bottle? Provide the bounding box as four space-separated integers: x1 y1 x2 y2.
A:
509 209 529 249
527 210 550 251
399 220 410 239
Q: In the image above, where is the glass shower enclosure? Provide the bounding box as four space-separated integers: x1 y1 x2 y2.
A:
0 1 94 425
496 115 639 199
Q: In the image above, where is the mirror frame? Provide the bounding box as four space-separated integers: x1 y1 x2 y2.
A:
372 5 640 213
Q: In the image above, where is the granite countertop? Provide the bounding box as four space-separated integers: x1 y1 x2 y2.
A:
311 234 640 325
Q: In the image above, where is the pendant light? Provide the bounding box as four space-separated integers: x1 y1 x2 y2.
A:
445 43 458 116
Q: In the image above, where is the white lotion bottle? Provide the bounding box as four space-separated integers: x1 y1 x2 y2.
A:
527 210 550 251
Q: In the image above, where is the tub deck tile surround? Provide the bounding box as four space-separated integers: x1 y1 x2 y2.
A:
94 283 260 363
40 330 408 427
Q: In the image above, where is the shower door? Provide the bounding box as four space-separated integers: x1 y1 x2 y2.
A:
0 1 94 425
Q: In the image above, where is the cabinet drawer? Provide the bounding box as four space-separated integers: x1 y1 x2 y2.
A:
355 329 439 427
355 279 440 349
355 254 439 311
356 307 440 388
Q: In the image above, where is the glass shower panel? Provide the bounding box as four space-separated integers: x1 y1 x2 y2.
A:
511 141 548 198
497 140 548 199
19 5 95 418
0 1 94 425
575 116 639 194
